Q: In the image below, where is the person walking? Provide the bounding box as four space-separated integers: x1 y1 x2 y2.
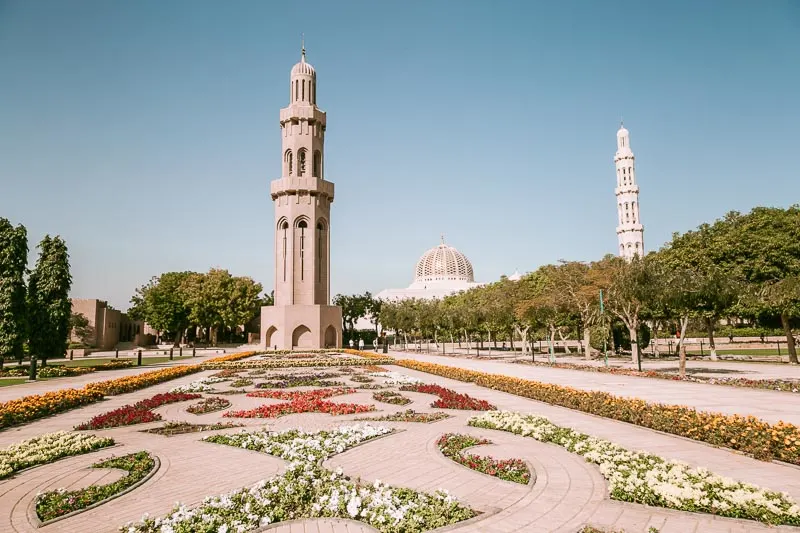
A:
358 339 364 351
348 339 354 350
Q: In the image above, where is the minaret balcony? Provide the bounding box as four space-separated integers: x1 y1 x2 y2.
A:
615 185 639 195
271 176 334 200
616 223 644 234
280 106 326 125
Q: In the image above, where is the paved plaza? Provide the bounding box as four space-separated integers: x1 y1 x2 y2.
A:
1 352 799 532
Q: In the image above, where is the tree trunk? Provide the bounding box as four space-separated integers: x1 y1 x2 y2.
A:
583 327 592 360
780 312 798 364
678 316 689 378
464 329 469 353
557 328 572 354
547 326 556 363
652 324 660 358
628 323 639 365
705 317 717 360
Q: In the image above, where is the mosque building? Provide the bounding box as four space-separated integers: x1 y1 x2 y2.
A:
375 238 484 302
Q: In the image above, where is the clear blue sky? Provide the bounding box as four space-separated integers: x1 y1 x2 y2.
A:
1 1 798 310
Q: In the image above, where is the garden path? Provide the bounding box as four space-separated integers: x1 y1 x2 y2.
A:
1 362 799 532
390 350 800 425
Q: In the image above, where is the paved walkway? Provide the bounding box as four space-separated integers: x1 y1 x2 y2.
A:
1 359 799 532
390 350 800 425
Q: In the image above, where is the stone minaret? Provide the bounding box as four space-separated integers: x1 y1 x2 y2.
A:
614 123 644 260
260 45 342 349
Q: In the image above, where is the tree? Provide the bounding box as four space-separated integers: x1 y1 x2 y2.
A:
333 292 371 343
698 207 800 363
28 235 73 366
69 312 94 347
0 218 28 369
129 272 193 346
178 269 262 345
597 255 656 365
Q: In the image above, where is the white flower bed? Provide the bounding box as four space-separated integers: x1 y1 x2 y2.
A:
469 411 800 526
122 425 475 532
200 376 229 384
369 371 422 386
0 431 114 479
169 380 215 393
203 424 393 462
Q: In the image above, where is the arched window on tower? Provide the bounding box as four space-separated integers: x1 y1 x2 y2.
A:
317 222 324 283
302 80 305 101
297 149 307 176
298 220 307 281
284 149 293 176
313 150 321 178
281 221 289 282
295 80 298 101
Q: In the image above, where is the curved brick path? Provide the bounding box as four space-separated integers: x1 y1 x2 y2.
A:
1 362 799 532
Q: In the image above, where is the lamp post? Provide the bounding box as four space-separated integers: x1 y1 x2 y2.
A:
600 289 608 367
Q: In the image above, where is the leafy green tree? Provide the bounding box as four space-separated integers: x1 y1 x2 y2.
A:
0 218 28 368
333 292 371 343
68 312 94 347
28 235 72 365
596 255 657 365
129 272 193 346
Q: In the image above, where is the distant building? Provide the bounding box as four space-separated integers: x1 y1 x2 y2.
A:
70 298 147 349
375 238 483 302
614 123 645 259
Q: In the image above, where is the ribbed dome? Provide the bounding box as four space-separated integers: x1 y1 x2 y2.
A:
291 57 316 77
414 243 474 283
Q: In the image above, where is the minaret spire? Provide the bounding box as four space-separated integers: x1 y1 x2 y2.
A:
301 33 306 62
614 123 644 260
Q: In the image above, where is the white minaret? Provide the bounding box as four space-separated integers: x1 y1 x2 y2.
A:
614 123 644 260
260 43 342 349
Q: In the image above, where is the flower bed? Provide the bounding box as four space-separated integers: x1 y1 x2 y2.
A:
0 431 114 479
517 360 800 393
226 388 373 418
75 392 201 430
0 388 104 430
398 359 800 464
142 421 242 436
37 366 95 378
362 365 389 372
400 383 496 410
370 371 422 386
209 369 241 378
436 433 530 484
168 379 216 393
186 397 231 414
350 375 374 383
357 384 386 390
255 372 344 388
372 391 411 405
204 357 395 370
36 451 155 522
125 425 475 532
470 411 800 526
229 378 254 388
0 352 259 430
205 424 393 461
357 409 450 423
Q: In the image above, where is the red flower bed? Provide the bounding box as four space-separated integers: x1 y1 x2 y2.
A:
227 388 373 418
400 384 495 410
75 392 201 430
246 387 355 401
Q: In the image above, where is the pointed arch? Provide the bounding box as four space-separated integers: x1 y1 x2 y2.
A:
313 150 321 178
292 325 312 348
284 149 293 176
297 148 307 177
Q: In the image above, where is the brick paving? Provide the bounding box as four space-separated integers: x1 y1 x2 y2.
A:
390 350 800 425
0 358 798 532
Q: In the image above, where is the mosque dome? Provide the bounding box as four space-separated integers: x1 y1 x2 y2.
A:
291 47 316 78
414 242 474 283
